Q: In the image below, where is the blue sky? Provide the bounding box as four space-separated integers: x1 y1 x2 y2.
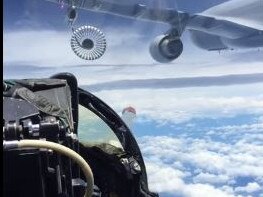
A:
3 0 263 197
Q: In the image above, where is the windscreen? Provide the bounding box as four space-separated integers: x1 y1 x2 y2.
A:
3 0 263 197
78 104 123 150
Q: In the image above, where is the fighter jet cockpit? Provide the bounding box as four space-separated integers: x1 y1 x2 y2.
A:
3 72 157 197
3 0 263 197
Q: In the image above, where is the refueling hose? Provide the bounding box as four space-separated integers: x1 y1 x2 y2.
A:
4 140 94 197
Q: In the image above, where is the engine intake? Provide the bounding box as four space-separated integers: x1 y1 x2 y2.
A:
149 35 183 63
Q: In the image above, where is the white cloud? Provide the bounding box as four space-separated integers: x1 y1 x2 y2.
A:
3 29 152 67
85 73 263 92
146 162 236 197
257 116 263 124
235 182 261 193
145 162 186 193
94 88 263 124
3 30 78 66
207 122 263 143
221 185 235 194
193 172 230 184
138 127 263 196
182 183 236 197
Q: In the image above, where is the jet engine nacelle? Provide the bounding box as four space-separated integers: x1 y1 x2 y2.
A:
149 35 183 63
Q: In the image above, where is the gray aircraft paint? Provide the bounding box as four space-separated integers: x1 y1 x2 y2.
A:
45 0 263 57
188 0 263 50
201 0 263 31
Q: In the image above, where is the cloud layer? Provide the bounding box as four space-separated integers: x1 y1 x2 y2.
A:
138 121 263 196
84 73 263 91
93 87 263 124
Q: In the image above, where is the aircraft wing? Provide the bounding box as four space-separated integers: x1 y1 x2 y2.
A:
201 0 263 31
47 0 262 39
187 0 263 40
186 14 260 40
46 0 189 31
185 0 263 51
